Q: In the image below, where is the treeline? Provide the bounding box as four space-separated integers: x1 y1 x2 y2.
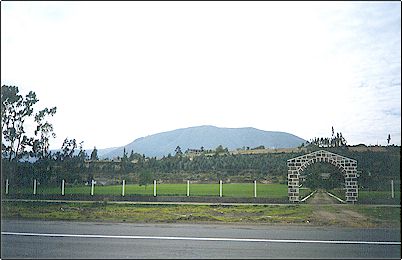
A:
2 145 400 191
1 150 297 186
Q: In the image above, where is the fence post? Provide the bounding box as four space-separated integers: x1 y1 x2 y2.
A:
5 179 9 195
153 180 157 197
61 179 65 196
91 180 94 196
187 180 190 197
391 179 394 198
33 179 37 195
122 180 125 197
254 180 257 198
219 180 222 197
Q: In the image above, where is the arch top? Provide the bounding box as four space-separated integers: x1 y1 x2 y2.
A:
287 149 356 164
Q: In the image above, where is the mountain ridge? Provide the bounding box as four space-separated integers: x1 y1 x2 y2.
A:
101 125 306 159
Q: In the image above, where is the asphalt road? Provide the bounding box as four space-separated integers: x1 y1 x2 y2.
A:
1 220 400 259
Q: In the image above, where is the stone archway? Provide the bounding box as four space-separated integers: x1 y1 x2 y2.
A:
287 150 358 203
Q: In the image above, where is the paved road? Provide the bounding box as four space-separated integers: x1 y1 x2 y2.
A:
1 220 400 259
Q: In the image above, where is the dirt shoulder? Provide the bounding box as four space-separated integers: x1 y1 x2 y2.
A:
305 190 400 228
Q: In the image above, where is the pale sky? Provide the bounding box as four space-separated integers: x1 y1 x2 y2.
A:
1 1 401 150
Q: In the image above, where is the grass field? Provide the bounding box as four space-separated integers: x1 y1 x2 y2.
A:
358 190 400 200
6 183 312 199
329 188 400 204
7 182 399 203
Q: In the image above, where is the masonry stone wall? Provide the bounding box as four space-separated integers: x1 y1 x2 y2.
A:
287 150 358 203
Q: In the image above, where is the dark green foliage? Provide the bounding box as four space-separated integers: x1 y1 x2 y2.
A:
302 163 344 190
90 147 99 161
1 85 57 161
4 146 399 190
175 146 182 156
138 170 153 189
308 129 347 148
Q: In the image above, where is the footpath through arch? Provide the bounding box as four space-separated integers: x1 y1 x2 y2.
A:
287 150 358 203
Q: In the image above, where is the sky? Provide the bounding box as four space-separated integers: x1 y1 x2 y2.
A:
1 1 401 150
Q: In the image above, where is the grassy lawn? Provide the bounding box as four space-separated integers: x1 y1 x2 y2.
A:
328 188 400 204
358 190 400 200
299 188 312 199
0 201 314 224
7 183 293 198
2 201 399 228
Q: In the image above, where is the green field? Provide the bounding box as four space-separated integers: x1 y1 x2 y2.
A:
358 190 400 200
328 188 400 204
7 181 399 203
7 183 312 199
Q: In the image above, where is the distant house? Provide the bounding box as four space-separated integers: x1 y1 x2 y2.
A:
185 148 204 155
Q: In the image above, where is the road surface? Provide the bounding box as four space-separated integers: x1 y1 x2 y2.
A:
1 220 400 259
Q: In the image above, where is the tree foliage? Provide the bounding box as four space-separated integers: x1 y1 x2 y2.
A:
1 85 57 161
90 147 99 161
138 169 153 189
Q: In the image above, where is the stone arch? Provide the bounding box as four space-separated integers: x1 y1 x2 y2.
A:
287 150 358 203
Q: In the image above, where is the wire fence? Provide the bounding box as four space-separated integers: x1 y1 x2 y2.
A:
2 179 313 199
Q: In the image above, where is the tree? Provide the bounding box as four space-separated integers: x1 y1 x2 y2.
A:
90 146 99 160
2 86 36 160
77 141 87 161
138 170 153 190
50 138 86 184
175 146 182 156
32 107 57 159
1 85 57 161
309 129 347 148
122 148 128 161
129 150 135 161
215 145 227 154
61 138 77 159
387 134 391 145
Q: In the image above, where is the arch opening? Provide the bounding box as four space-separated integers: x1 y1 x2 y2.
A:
301 162 344 190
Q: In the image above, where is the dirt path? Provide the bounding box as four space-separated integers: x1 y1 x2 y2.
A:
306 190 372 227
307 190 340 204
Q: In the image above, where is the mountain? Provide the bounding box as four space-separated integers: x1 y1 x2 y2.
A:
101 125 306 159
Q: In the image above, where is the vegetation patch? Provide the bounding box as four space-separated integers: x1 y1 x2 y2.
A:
3 200 398 228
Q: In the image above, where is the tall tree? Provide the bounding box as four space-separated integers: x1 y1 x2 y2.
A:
1 85 57 161
32 107 57 159
175 146 182 156
90 146 99 160
122 148 128 161
2 86 37 161
129 150 135 161
60 138 77 159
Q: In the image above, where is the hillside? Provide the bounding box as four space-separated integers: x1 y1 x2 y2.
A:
101 125 306 159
